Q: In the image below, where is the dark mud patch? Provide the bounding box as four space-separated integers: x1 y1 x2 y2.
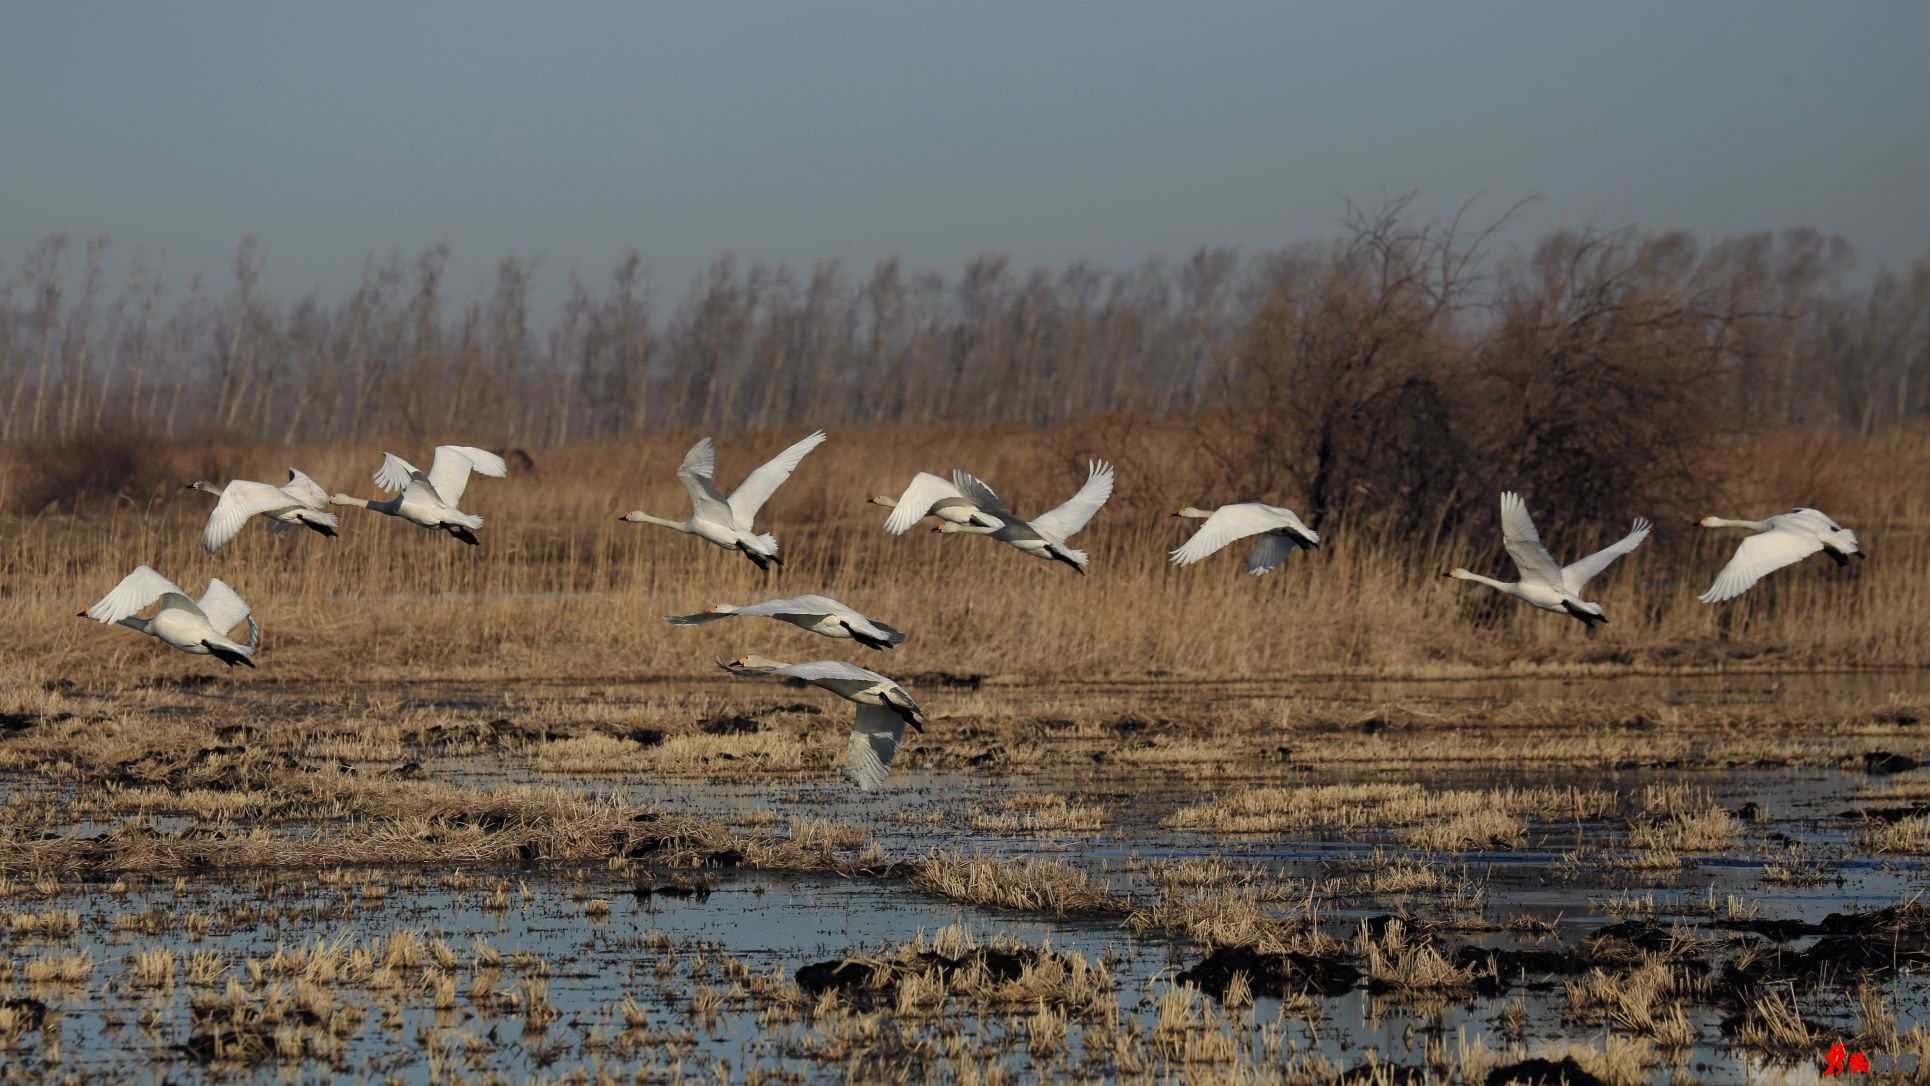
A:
1177 945 1360 999
0 710 69 735
796 944 1060 1001
1862 751 1922 775
1486 1056 1606 1086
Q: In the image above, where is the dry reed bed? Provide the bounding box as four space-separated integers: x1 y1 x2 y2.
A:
1 424 1926 686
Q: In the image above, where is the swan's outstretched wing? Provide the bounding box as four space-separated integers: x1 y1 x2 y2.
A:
1562 518 1652 592
1244 534 1300 576
1788 508 1861 552
664 608 737 626
196 578 253 636
201 480 294 553
1699 527 1824 603
762 594 906 645
427 446 507 507
1499 491 1566 591
883 472 972 535
86 566 185 624
1030 461 1114 541
951 470 1017 520
730 594 836 619
1171 503 1312 567
845 702 909 791
727 430 827 526
281 468 330 509
669 595 824 626
674 438 734 523
770 659 893 685
373 453 422 494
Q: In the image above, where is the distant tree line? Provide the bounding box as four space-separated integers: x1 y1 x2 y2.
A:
2 195 1925 530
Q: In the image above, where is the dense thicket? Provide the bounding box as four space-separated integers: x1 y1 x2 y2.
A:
3 197 1925 533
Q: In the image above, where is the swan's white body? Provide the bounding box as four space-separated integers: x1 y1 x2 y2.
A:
1170 503 1320 575
188 470 338 552
329 445 507 545
1444 492 1651 628
1697 508 1861 603
718 655 927 790
80 565 261 667
667 594 907 650
870 472 1004 534
936 461 1114 574
622 431 827 571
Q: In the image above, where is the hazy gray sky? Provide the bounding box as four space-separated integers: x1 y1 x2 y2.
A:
4 2 1925 301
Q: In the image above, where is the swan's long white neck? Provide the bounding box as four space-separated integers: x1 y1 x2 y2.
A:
625 512 688 531
1447 568 1518 596
118 616 153 634
1700 516 1766 531
331 492 401 514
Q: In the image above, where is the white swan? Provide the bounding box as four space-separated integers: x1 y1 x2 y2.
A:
718 655 927 790
1443 491 1651 628
329 445 507 545
1697 508 1862 603
78 565 260 667
667 594 907 650
868 472 1004 534
1170 503 1320 575
935 461 1114 574
621 431 827 572
186 470 339 552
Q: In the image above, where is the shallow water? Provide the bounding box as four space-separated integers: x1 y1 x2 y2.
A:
4 670 1927 1081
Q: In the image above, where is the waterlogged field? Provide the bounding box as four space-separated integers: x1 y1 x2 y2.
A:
0 670 1925 1083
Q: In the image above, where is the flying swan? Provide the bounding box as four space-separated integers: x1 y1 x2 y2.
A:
186 470 339 552
936 461 1115 574
79 565 261 667
329 445 507 545
718 655 928 790
1697 508 1861 603
1443 491 1651 628
868 472 1004 534
666 594 907 650
621 431 827 571
1171 503 1320 575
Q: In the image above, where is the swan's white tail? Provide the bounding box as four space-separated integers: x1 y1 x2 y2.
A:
450 511 484 530
751 532 779 556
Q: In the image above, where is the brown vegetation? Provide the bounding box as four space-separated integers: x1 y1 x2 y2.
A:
0 420 1924 687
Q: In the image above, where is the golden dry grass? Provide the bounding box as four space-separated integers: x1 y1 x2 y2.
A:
1 422 1925 687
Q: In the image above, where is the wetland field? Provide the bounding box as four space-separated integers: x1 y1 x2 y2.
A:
1 666 1927 1084
2 424 1927 1083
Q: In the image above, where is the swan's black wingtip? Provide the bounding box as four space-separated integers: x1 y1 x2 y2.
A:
204 641 257 668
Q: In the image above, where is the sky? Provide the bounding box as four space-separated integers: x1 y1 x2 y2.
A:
3 2 1926 304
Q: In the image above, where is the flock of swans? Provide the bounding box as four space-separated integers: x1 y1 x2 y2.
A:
78 431 1863 789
